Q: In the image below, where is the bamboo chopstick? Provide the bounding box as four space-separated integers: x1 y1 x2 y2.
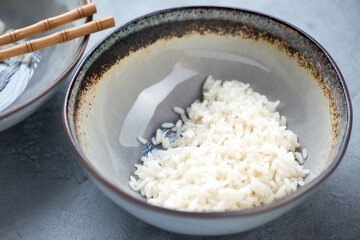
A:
0 16 115 61
0 3 97 46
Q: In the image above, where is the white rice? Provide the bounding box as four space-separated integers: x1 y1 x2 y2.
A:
173 106 185 115
302 148 308 159
161 122 175 128
155 129 162 145
280 115 287 126
137 136 147 145
294 151 304 165
162 137 170 149
176 119 182 128
180 113 188 122
130 76 309 212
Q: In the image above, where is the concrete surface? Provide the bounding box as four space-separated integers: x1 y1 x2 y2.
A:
1 0 359 239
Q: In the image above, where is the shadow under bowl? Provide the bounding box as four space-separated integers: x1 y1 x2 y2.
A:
63 7 352 235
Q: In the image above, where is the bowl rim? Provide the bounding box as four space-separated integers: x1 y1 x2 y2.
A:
63 6 353 218
0 0 92 120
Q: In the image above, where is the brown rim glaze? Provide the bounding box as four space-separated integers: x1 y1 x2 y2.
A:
0 0 92 120
63 6 352 218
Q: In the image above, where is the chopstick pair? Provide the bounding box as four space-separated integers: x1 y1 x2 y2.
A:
0 3 115 61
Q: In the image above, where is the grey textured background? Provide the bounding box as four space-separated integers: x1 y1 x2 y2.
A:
1 0 359 239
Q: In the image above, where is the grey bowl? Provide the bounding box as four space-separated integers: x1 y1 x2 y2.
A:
0 0 91 132
63 7 352 235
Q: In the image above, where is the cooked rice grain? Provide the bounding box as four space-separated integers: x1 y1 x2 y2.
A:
137 136 147 145
129 76 308 212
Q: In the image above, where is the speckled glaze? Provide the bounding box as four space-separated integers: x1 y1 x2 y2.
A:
63 7 352 235
0 0 91 132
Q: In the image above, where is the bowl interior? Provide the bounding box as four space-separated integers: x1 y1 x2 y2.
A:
67 8 350 205
0 0 89 115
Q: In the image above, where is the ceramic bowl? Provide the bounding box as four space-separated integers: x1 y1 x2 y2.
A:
0 0 91 132
63 7 352 235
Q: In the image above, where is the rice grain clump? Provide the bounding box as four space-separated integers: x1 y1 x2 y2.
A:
130 76 309 212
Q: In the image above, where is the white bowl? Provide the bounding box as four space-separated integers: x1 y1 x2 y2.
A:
63 7 352 235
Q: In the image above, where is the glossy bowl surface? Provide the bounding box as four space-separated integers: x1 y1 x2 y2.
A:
64 7 352 235
0 0 91 131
